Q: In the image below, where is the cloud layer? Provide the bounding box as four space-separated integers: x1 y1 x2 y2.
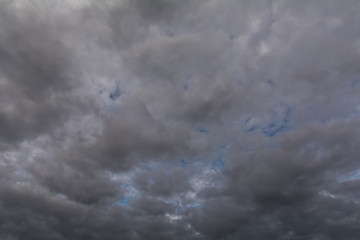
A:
1 0 360 239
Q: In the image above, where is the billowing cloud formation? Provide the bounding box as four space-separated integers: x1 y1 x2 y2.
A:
1 0 360 239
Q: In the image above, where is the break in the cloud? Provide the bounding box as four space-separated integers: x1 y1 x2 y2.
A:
1 0 360 239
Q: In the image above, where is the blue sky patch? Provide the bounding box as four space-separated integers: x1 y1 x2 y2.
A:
197 126 209 134
246 103 291 137
109 85 122 100
338 169 360 182
262 107 291 137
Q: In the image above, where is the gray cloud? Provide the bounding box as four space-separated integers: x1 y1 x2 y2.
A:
0 2 92 144
134 168 191 198
1 0 360 239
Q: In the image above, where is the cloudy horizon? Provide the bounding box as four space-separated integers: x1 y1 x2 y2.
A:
1 0 360 239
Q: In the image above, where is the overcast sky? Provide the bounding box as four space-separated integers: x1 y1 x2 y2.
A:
1 0 360 239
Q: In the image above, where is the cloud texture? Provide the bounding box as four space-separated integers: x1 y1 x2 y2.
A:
1 0 360 239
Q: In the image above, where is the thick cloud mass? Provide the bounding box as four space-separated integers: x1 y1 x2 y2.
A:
1 0 360 239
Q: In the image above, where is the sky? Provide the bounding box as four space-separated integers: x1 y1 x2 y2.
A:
1 0 360 239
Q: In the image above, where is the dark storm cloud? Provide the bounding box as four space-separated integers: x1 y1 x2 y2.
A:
189 120 360 239
131 197 174 216
2 0 360 239
0 2 91 145
0 181 135 240
134 168 191 198
95 99 195 170
27 157 119 205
